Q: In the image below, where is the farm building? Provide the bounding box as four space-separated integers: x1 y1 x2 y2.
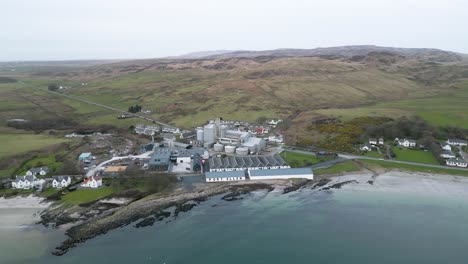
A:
248 168 314 180
205 170 246 182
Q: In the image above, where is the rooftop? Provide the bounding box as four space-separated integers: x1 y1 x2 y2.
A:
249 168 313 177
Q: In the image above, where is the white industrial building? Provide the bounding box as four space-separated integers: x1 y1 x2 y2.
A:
248 168 314 180
198 118 266 153
208 155 290 172
205 171 246 182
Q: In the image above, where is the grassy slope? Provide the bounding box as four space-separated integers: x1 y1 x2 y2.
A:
0 134 69 160
314 81 468 129
59 188 116 207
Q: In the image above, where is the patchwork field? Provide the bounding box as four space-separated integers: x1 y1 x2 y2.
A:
0 134 70 160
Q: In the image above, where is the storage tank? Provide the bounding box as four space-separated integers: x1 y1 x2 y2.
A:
236 147 249 156
220 125 228 138
213 143 224 152
203 124 215 143
197 129 204 141
225 145 236 154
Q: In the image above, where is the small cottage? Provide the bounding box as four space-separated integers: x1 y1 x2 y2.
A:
52 176 72 189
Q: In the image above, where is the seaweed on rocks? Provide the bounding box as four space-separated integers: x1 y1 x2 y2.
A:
135 217 156 228
283 179 313 194
174 202 197 218
321 180 358 191
221 191 246 201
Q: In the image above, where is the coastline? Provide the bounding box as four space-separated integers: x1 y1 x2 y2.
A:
3 168 468 256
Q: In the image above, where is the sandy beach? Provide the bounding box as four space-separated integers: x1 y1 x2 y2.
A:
0 195 51 209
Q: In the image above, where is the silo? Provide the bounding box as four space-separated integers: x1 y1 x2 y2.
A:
214 143 224 152
203 124 215 143
197 129 204 141
236 147 249 156
225 145 236 154
220 125 228 138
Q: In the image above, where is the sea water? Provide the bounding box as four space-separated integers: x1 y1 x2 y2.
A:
3 175 468 264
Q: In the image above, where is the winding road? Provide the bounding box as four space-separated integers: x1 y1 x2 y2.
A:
29 82 178 129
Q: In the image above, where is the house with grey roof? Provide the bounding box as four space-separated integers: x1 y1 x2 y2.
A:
52 176 72 189
447 139 468 146
440 150 456 159
11 175 43 189
248 168 314 180
26 167 49 176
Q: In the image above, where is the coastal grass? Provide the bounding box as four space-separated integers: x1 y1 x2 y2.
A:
314 161 361 176
59 188 116 207
359 159 468 176
391 147 439 165
0 134 70 160
280 151 330 168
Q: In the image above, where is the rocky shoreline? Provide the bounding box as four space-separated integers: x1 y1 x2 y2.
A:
44 182 282 256
36 169 468 256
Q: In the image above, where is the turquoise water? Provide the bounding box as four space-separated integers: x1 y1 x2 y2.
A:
3 186 468 264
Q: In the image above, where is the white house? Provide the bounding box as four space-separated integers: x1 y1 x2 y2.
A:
52 176 72 189
81 176 103 188
369 138 378 145
397 138 417 148
11 175 43 190
26 167 49 176
446 158 468 168
360 144 372 152
378 137 385 145
441 143 452 151
440 150 456 159
447 139 468 146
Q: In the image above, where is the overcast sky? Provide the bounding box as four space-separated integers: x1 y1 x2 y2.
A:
1 0 467 61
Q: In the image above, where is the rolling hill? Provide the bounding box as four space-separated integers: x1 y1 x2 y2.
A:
1 46 468 130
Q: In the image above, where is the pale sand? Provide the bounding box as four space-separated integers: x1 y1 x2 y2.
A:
0 195 51 209
327 170 468 198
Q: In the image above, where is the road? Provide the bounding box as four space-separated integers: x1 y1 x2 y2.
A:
28 82 178 129
86 151 154 177
282 148 468 172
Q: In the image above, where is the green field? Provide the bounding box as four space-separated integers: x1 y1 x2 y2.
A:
0 134 69 160
280 151 330 168
360 159 468 176
59 188 116 207
391 147 439 165
314 161 361 176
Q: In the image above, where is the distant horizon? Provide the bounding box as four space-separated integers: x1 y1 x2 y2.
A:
0 44 465 63
2 0 467 61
